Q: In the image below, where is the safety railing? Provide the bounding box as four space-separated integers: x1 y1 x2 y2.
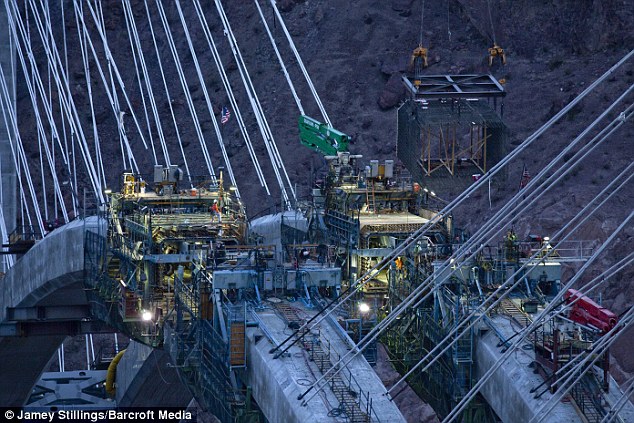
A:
307 336 380 422
570 373 608 423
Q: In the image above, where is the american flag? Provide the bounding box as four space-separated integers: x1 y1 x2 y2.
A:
221 106 230 124
519 164 531 189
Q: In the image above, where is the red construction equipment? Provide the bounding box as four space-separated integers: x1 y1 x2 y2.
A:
564 289 618 334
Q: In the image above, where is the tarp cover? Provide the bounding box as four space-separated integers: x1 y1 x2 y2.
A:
249 211 309 254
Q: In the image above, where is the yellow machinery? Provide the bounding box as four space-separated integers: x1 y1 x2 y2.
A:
410 45 428 86
122 173 135 196
488 44 506 66
105 349 126 397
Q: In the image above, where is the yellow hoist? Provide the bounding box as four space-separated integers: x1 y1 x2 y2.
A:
486 0 507 66
410 0 429 86
488 44 506 66
410 45 428 86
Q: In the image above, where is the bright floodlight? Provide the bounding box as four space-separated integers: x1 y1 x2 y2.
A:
359 303 370 314
142 310 153 321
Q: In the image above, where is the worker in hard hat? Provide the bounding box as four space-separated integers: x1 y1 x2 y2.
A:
505 229 517 260
211 199 221 223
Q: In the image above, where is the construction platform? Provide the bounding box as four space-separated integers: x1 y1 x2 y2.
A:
248 298 406 423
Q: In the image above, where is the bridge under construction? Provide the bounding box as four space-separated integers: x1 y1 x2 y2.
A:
1 2 633 423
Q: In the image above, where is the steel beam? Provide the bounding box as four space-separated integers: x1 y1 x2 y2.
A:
402 74 506 99
7 304 91 321
0 320 116 337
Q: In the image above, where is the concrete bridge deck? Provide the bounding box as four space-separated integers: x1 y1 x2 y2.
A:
478 315 634 423
249 299 406 423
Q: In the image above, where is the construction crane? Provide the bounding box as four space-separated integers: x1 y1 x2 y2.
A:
298 115 350 156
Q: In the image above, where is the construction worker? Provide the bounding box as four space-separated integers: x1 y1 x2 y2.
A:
505 229 517 260
395 256 404 271
211 199 221 223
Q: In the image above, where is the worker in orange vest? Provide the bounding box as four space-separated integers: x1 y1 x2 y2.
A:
211 200 221 223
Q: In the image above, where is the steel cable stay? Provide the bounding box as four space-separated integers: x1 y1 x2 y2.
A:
93 0 132 173
122 0 173 171
0 82 34 233
72 1 106 192
58 0 78 217
7 0 105 206
120 0 159 166
31 0 104 204
268 0 331 127
17 0 99 189
72 0 106 186
253 0 304 116
486 0 497 46
40 1 81 219
72 0 150 156
213 0 295 208
73 0 122 182
213 0 291 199
442 211 634 423
419 0 425 46
152 0 217 184
268 54 634 359
300 139 634 406
52 0 75 175
123 3 161 168
6 1 71 223
141 0 194 188
303 97 634 406
174 0 240 199
22 2 70 169
530 307 634 423
0 65 44 234
192 0 269 193
77 0 142 174
601 377 634 423
44 2 59 222
31 4 48 222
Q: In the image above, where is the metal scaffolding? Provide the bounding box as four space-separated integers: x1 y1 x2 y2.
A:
397 95 508 190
